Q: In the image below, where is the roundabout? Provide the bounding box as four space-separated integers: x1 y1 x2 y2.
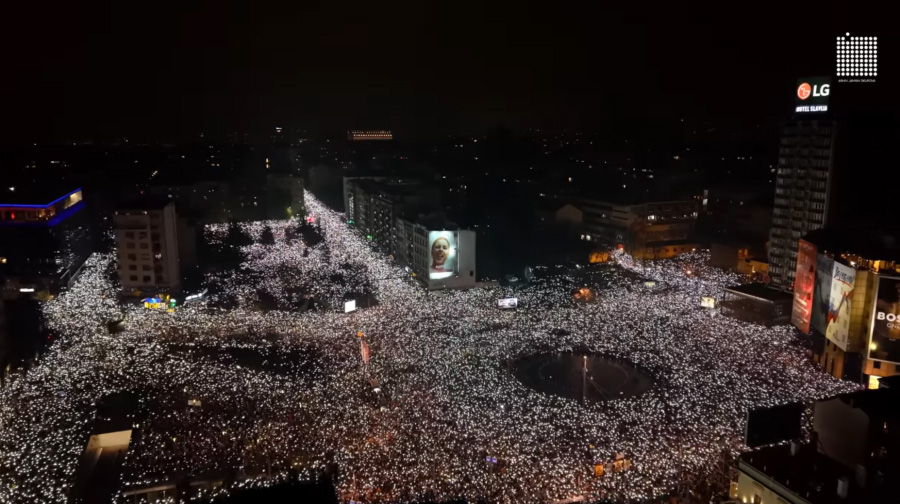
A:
514 353 654 403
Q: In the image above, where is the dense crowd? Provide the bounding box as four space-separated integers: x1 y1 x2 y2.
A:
0 191 857 504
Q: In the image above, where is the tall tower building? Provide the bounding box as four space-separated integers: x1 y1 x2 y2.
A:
768 77 836 288
768 118 836 287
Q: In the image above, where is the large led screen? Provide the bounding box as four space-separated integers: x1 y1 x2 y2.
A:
825 262 855 351
870 276 900 365
428 231 457 280
791 239 817 334
811 254 834 336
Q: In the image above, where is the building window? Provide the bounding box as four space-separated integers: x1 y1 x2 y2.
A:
155 275 164 283
128 265 136 271
143 275 151 282
126 242 135 249
141 253 150 260
125 231 135 239
127 253 136 261
139 243 148 249
129 275 138 281
874 361 882 369
142 265 151 271
138 231 148 239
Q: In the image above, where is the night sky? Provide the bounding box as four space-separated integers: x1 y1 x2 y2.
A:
2 3 892 143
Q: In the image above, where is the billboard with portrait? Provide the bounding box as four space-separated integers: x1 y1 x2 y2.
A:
825 262 855 351
811 254 834 336
428 231 457 280
791 240 817 334
869 276 900 365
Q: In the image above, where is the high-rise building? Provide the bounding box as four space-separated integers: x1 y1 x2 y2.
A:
769 74 900 288
768 117 836 287
114 201 181 294
0 186 92 297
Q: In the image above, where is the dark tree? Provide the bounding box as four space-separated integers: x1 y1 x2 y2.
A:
225 220 253 247
260 225 275 245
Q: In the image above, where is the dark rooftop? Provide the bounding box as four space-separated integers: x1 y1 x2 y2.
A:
723 283 793 303
740 443 864 504
804 225 900 263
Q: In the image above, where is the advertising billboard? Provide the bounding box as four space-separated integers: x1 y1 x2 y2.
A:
811 254 834 336
498 297 518 309
869 276 900 364
428 231 457 280
791 240 817 334
795 76 831 113
825 262 855 351
344 299 357 313
700 297 716 308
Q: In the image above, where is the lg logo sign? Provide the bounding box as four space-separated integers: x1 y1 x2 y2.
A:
797 82 830 100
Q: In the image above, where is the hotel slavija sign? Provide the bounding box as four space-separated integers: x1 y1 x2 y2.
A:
869 276 900 364
795 76 831 113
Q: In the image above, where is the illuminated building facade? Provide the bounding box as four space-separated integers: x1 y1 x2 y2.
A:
790 226 900 384
114 201 181 294
393 216 476 290
343 177 439 250
0 187 92 297
557 198 698 259
348 130 393 141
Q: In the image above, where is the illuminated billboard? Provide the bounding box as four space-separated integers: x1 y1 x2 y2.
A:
825 262 855 351
498 297 518 309
791 240 817 334
811 254 834 335
428 231 457 280
700 297 716 308
869 276 900 365
344 299 357 313
794 76 831 113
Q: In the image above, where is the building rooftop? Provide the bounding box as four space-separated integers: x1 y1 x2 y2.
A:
804 225 900 263
0 186 82 208
723 283 793 303
823 388 900 421
741 388 900 504
740 443 864 504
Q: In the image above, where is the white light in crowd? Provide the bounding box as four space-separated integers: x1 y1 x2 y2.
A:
0 190 856 504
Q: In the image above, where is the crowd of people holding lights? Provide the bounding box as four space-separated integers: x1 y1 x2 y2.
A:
0 191 858 504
